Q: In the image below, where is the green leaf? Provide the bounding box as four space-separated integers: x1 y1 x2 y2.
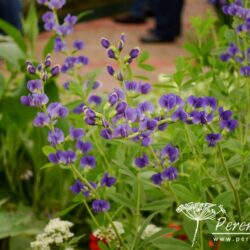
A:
107 192 133 208
171 184 197 202
42 145 56 156
0 19 26 53
41 163 55 170
98 241 109 250
137 51 150 64
43 34 56 58
77 10 94 22
141 199 171 211
152 237 191 250
176 56 185 71
138 63 155 71
183 43 199 56
214 191 233 208
57 202 82 217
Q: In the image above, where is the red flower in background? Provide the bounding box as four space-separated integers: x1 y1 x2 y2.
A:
208 240 221 250
89 233 107 250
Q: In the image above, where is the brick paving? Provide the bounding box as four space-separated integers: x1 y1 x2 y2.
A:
36 0 211 92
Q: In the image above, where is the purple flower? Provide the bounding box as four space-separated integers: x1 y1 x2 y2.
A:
107 65 115 76
114 124 131 138
48 128 64 146
77 140 92 153
88 95 102 105
101 172 116 187
77 56 89 65
138 101 154 113
27 64 36 74
54 37 66 52
92 200 110 213
33 112 50 127
42 11 55 31
51 64 60 76
80 155 96 168
220 53 231 62
140 118 158 131
204 97 217 110
187 96 205 109
27 80 42 93
172 108 188 122
219 107 232 120
47 102 68 118
139 83 151 94
129 47 140 59
161 167 178 180
20 94 49 107
64 14 77 25
125 107 138 122
73 103 85 114
206 133 222 147
61 150 77 164
37 0 48 4
100 37 110 49
125 81 138 91
135 154 149 168
159 94 183 110
220 119 238 131
116 101 127 114
141 136 151 147
190 111 213 125
107 48 116 59
48 0 66 9
48 150 64 164
161 144 179 163
70 180 84 194
100 128 113 139
240 66 250 76
108 92 118 106
151 173 163 185
69 127 85 140
73 40 84 50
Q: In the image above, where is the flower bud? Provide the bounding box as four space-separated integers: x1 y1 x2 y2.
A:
51 64 61 76
100 37 110 49
107 48 116 59
107 65 115 76
27 65 36 74
129 47 140 59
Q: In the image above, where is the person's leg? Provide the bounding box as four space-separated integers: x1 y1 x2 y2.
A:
141 0 184 42
131 0 147 17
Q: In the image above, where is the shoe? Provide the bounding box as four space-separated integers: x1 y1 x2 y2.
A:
149 28 181 37
140 33 175 43
114 14 145 24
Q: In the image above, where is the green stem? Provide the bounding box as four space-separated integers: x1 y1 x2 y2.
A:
217 143 242 221
105 212 128 250
83 199 100 229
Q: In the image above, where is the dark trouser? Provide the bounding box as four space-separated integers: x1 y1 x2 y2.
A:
131 0 151 17
0 0 22 31
154 0 184 39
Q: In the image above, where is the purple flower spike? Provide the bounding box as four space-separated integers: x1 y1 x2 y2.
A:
47 102 68 118
48 0 66 9
220 119 238 132
77 140 92 153
206 133 222 147
135 154 149 168
190 111 213 125
159 94 183 110
187 96 204 109
100 37 110 49
48 128 64 146
100 128 113 139
27 80 42 93
70 180 84 194
129 47 140 59
73 40 84 50
22 94 48 107
161 167 178 180
88 95 102 105
61 150 77 164
33 112 50 127
80 155 96 168
101 172 116 187
69 127 85 140
151 173 163 185
92 200 110 213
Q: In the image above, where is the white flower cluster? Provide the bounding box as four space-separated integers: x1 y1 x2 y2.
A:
93 221 125 244
31 218 74 250
140 224 161 240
